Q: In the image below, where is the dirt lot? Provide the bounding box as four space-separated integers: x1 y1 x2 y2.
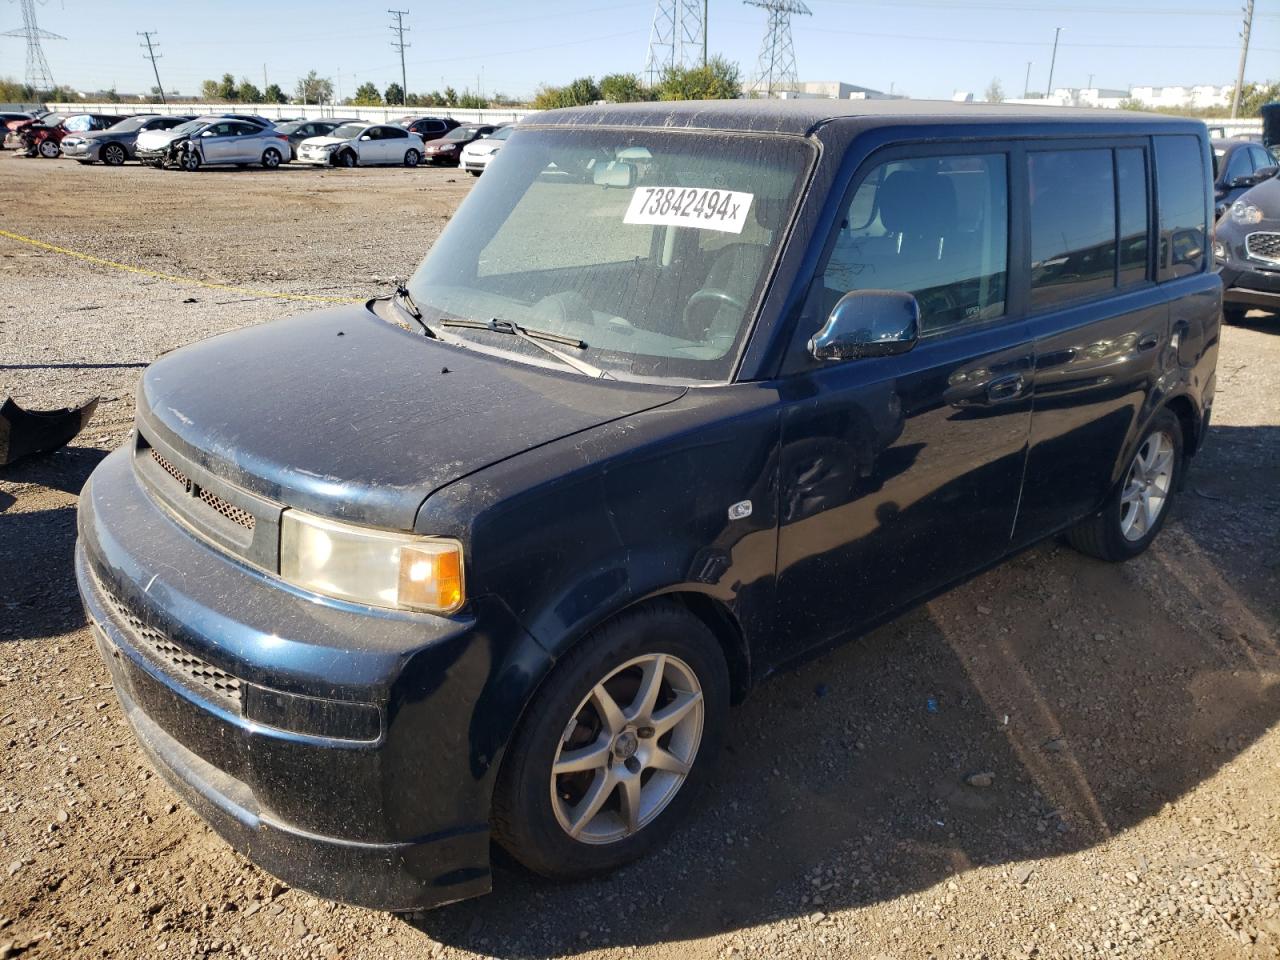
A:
1 149 1278 960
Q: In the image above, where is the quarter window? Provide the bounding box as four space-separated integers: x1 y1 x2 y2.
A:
1116 148 1150 287
1029 149 1116 307
1154 135 1208 279
817 153 1009 336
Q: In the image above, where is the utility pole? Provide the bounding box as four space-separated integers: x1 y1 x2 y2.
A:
1046 26 1061 99
703 0 708 66
263 64 268 94
138 31 165 104
389 9 409 105
1231 0 1255 119
1024 61 1032 98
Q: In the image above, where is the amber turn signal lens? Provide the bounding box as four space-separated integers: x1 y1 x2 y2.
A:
398 542 465 614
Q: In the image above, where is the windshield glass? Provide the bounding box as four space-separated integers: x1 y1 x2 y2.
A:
445 126 480 141
408 127 813 382
107 115 150 133
488 125 513 141
169 119 210 136
331 123 366 139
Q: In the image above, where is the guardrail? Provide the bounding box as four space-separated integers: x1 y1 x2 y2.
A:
47 102 537 124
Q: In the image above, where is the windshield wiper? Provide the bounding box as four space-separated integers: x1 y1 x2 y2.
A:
440 317 613 379
391 284 437 337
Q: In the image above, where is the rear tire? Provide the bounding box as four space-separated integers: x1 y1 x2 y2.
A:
492 601 728 880
469 169 481 177
38 140 59 158
403 149 420 167
1066 408 1183 562
102 143 127 166
261 147 282 169
1223 304 1248 324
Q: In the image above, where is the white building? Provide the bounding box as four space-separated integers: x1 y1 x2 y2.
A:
776 80 905 101
1002 84 1232 110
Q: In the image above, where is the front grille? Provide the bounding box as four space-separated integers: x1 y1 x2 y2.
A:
102 586 243 712
150 448 254 530
1245 232 1280 265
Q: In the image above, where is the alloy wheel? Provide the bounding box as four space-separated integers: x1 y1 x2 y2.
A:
550 653 704 845
103 144 126 166
1120 430 1175 542
38 140 58 158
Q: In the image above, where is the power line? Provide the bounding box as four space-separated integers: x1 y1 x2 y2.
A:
745 0 811 97
388 9 409 103
138 31 165 104
1231 0 1254 119
643 0 707 86
1 0 63 94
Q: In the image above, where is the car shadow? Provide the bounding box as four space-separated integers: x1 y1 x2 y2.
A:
409 424 1279 957
0 445 107 642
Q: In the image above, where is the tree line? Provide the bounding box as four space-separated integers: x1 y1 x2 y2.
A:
532 58 741 109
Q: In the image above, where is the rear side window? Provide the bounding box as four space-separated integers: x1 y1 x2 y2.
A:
383 127 408 139
1155 135 1207 280
1029 149 1116 307
1116 148 1149 287
819 153 1009 336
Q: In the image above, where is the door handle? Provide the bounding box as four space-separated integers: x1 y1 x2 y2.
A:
1137 332 1161 351
986 373 1025 403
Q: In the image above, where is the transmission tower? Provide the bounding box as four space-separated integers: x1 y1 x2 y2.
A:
744 0 810 97
138 31 165 104
1 0 63 94
388 9 409 105
643 0 706 87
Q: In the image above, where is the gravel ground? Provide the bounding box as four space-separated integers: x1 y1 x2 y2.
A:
1 150 1278 960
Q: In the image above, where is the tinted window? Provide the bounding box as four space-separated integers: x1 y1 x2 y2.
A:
1248 145 1273 171
1224 146 1252 182
1117 148 1149 287
1155 135 1208 279
820 153 1009 335
382 126 408 139
227 122 257 136
1029 149 1116 307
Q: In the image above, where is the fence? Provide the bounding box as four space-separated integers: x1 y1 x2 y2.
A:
48 102 536 125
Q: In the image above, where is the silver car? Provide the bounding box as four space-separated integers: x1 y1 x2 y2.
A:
136 116 287 171
460 124 513 177
61 114 194 165
295 122 425 168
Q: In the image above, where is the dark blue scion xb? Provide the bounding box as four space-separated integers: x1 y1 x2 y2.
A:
77 100 1220 911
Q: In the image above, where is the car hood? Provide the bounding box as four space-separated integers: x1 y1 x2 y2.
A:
464 142 500 156
135 307 686 530
300 135 347 148
136 128 186 148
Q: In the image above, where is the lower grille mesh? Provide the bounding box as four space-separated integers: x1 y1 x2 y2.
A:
102 587 242 711
149 447 255 531
1245 231 1280 264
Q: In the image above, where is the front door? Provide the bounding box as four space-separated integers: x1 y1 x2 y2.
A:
771 147 1034 660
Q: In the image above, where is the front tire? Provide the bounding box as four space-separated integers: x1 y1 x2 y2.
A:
492 601 729 880
181 150 201 172
102 143 127 166
1066 408 1183 562
338 149 357 168
1223 304 1248 324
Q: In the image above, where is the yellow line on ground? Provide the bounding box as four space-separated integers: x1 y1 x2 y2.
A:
0 228 363 304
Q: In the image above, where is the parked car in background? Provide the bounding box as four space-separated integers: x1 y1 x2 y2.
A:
136 116 287 171
76 101 1219 914
3 110 55 146
273 118 361 159
397 115 459 145
295 122 425 167
460 123 512 176
61 114 195 165
1212 138 1278 219
1214 173 1280 321
20 112 124 158
0 111 40 149
421 123 495 166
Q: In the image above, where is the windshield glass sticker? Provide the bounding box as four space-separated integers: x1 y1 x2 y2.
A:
624 187 754 235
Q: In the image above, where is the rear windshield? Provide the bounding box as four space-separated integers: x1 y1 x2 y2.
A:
409 128 814 383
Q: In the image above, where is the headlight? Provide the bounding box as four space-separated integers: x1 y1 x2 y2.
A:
1231 201 1263 225
439 143 457 152
279 510 464 614
1213 240 1227 260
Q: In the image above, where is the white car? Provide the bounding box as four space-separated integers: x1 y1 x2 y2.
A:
460 124 513 177
296 122 425 168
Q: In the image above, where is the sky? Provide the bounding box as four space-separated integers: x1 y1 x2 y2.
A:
2 0 1279 103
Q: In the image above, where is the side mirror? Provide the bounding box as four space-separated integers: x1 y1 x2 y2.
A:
1229 175 1256 189
1255 165 1279 182
592 160 636 189
359 135 372 141
200 130 215 137
808 290 920 362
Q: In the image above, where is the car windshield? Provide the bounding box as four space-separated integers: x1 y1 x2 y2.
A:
444 127 480 141
331 123 366 139
487 126 514 141
107 116 151 133
169 119 211 136
276 121 304 134
408 128 814 382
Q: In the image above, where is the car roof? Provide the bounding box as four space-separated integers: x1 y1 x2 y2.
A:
528 98 1207 137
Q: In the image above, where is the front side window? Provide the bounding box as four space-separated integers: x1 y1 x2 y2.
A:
818 153 1009 336
1029 149 1116 307
1224 146 1253 182
409 128 814 382
1155 135 1208 279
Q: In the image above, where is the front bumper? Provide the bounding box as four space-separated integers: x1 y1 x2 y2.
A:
1217 260 1280 309
60 139 97 160
77 446 548 910
295 150 335 165
423 151 459 165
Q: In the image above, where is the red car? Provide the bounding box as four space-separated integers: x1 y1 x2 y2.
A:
397 115 460 145
21 113 127 158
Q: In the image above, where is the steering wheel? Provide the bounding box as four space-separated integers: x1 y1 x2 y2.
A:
682 288 746 338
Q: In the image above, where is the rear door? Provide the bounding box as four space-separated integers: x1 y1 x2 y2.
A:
380 125 409 162
1013 136 1206 543
771 144 1035 658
